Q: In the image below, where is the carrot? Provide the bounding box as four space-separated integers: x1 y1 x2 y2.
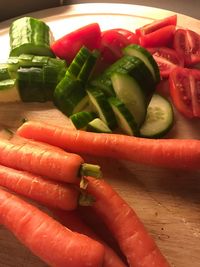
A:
53 209 127 267
17 121 200 171
0 187 105 267
0 164 79 210
0 138 101 184
85 176 171 267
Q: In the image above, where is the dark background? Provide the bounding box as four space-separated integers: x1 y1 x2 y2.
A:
0 0 199 22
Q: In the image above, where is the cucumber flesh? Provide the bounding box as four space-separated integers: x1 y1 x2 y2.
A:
87 118 112 133
123 44 160 83
109 97 138 136
140 94 174 138
87 87 117 129
111 72 146 126
70 111 96 129
0 79 20 102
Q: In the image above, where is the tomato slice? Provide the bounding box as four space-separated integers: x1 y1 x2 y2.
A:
148 47 184 78
169 67 200 118
136 15 177 36
51 23 101 63
100 30 130 63
112 28 139 44
139 25 176 48
173 29 200 66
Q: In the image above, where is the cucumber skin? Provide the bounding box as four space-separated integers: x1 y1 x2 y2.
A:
109 97 139 136
9 17 54 57
87 87 117 130
123 44 160 83
0 64 10 81
54 75 87 116
70 111 97 129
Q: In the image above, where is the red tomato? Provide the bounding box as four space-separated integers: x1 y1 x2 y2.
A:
112 28 139 44
51 23 101 63
139 25 176 48
136 15 177 36
173 28 200 66
169 67 200 118
148 47 184 78
100 30 130 63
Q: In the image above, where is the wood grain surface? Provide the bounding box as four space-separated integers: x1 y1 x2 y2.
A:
0 4 200 267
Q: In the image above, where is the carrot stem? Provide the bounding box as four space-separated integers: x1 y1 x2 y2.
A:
80 163 102 178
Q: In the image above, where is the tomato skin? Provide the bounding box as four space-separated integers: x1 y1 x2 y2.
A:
112 28 139 44
173 28 200 66
148 47 184 78
100 30 130 63
50 23 101 63
139 25 176 48
136 15 177 36
169 67 200 118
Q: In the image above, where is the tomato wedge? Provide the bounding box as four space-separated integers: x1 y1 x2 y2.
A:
136 15 177 36
112 28 139 44
100 30 130 63
148 47 184 78
173 28 200 66
169 67 200 118
51 23 101 63
139 25 176 48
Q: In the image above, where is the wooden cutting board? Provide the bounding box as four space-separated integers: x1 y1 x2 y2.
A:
0 4 200 267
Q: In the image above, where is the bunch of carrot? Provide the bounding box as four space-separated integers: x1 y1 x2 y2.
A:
0 120 181 267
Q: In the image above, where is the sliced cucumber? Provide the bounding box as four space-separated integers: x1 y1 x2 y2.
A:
0 79 20 102
78 50 99 82
70 111 97 129
66 46 91 78
140 94 174 138
109 97 138 136
123 44 160 83
111 72 146 126
0 64 10 81
54 75 87 116
86 87 117 129
87 118 112 133
9 17 54 57
91 55 155 100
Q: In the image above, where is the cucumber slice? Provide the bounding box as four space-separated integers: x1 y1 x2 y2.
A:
0 79 20 102
66 46 91 78
111 72 146 126
70 111 96 129
86 87 117 129
54 75 87 116
123 44 160 83
78 50 99 82
91 55 155 100
0 64 10 81
109 97 138 136
140 94 174 138
87 118 112 133
9 17 54 57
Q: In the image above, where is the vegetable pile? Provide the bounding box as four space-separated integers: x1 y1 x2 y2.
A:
1 14 200 139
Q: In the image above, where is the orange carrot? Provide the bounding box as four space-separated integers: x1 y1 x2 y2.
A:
85 176 171 267
17 121 200 171
0 138 100 184
0 187 105 267
53 209 127 267
0 164 79 210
